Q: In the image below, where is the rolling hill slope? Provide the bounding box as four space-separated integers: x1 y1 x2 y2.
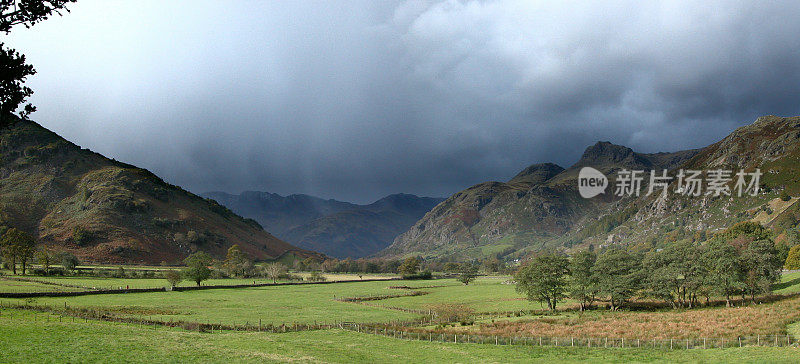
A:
0 119 321 264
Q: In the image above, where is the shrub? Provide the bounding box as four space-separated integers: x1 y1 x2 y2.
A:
164 270 182 287
72 226 94 246
403 270 432 280
306 271 327 282
427 303 474 324
785 245 800 270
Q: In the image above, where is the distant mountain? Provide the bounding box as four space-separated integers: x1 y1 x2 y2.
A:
202 191 444 258
379 139 700 260
0 119 321 264
202 191 358 238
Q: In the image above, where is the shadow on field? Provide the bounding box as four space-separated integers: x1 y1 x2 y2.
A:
771 277 800 291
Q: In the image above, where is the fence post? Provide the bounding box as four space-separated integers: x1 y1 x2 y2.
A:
572 337 574 347
757 335 760 346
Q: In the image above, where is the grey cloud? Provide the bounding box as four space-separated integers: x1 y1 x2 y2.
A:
6 0 800 203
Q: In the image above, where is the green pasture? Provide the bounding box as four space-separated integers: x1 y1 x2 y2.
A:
0 309 798 363
11 280 419 326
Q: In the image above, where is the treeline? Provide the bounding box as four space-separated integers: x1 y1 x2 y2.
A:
515 222 785 311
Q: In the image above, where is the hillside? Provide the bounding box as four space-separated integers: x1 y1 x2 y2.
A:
578 115 800 251
381 115 800 260
0 119 321 264
380 139 702 260
204 191 443 258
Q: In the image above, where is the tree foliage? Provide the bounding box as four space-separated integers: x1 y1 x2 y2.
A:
398 256 420 277
183 251 212 286
0 1 76 123
264 262 287 283
514 254 570 311
568 250 597 311
56 251 79 272
593 248 642 310
222 244 255 278
164 270 182 288
0 227 36 274
785 244 800 270
457 263 478 285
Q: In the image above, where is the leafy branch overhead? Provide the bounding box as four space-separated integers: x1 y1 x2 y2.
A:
0 0 75 123
0 0 75 33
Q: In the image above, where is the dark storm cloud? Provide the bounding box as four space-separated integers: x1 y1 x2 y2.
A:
6 0 800 202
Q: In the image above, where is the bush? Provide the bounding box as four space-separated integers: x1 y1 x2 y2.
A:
164 270 182 287
72 226 95 246
785 245 800 270
306 271 327 282
781 190 792 201
427 303 474 324
402 270 433 280
281 273 304 281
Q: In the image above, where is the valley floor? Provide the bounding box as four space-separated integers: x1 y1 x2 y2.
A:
1 309 799 363
3 274 800 363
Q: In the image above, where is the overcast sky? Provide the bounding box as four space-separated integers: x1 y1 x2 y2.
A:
6 0 800 203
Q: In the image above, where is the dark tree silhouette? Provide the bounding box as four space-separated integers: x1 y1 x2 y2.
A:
1 1 76 124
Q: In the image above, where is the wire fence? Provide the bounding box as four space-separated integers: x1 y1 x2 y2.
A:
339 323 797 349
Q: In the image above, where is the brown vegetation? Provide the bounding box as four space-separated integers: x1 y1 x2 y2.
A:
473 295 800 339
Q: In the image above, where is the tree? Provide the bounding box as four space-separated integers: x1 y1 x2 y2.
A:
593 248 642 310
515 254 570 311
457 264 478 285
443 262 460 273
1 1 76 124
222 244 254 278
264 262 287 283
56 251 79 273
1 227 36 274
642 240 707 308
741 239 783 302
568 250 597 311
398 257 420 277
183 251 212 286
164 270 182 288
785 244 800 270
36 249 52 274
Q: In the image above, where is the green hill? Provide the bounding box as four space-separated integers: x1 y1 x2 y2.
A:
0 119 321 264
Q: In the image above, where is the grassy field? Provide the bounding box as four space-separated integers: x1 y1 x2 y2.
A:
377 277 557 313
12 280 419 326
773 271 800 294
18 273 395 290
1 309 798 363
0 278 85 293
3 272 800 362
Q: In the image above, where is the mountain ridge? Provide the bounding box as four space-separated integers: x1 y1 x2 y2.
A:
202 190 444 258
